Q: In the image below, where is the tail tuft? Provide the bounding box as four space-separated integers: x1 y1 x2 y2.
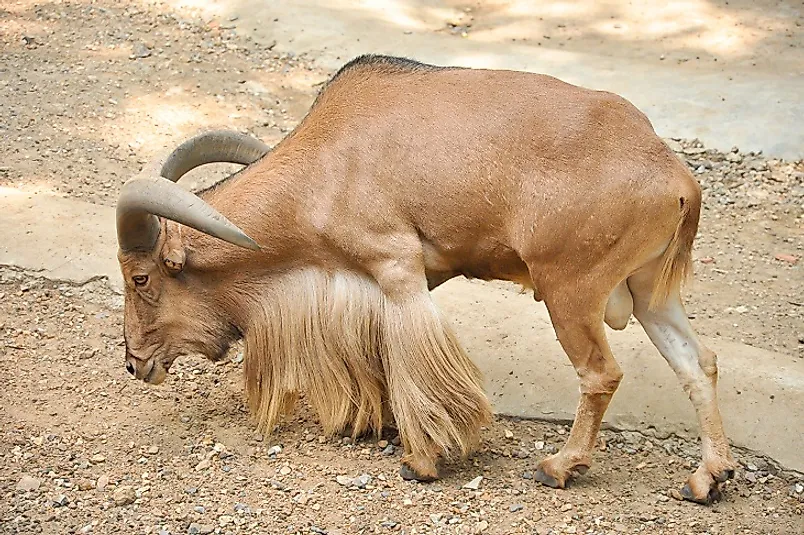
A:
649 194 700 310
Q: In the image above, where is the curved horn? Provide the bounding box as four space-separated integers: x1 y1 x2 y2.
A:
116 130 268 252
159 130 270 182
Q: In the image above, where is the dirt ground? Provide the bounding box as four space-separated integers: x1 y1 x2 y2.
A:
1 1 803 534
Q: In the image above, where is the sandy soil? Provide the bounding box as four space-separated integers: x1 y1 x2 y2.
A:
0 273 802 535
0 1 803 534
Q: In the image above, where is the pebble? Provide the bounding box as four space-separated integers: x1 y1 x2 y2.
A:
96 475 109 491
509 503 524 512
112 486 136 506
218 515 234 526
195 459 211 471
53 494 69 507
463 476 483 490
76 479 94 491
131 42 152 59
267 445 282 456
188 523 214 535
774 253 799 264
353 474 371 489
16 475 41 491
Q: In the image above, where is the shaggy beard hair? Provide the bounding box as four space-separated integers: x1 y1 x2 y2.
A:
243 269 492 471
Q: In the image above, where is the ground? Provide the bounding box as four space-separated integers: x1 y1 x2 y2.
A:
0 1 802 534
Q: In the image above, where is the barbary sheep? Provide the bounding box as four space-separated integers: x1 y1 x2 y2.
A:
116 54 736 504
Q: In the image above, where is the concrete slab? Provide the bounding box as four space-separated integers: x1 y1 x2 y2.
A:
0 187 123 291
171 0 804 160
1 191 800 470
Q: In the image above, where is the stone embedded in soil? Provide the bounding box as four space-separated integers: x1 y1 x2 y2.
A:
509 503 524 512
353 474 371 488
16 475 41 491
96 475 109 491
774 253 799 264
463 476 483 490
188 523 215 535
112 486 136 506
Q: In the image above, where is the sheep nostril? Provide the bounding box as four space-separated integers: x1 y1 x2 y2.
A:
126 362 135 375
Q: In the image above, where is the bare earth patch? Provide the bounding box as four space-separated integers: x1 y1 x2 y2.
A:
0 273 802 535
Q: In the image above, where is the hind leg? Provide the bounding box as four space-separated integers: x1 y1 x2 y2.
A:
628 269 736 504
535 288 623 488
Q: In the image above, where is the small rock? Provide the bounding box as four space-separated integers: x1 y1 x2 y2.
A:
475 520 489 533
96 475 109 491
279 466 292 476
147 445 159 455
683 147 706 156
463 476 483 490
664 139 683 152
234 502 250 513
187 524 214 535
76 479 94 491
195 459 211 471
669 488 684 501
267 445 282 456
377 440 389 449
774 253 799 264
429 513 443 525
521 471 533 480
112 486 136 506
700 257 715 264
90 454 106 464
382 444 395 456
218 515 234 526
132 43 152 59
534 441 545 450
504 429 514 439
336 475 352 486
353 474 371 488
53 494 69 507
509 503 524 512
16 475 41 491
194 506 205 514
726 152 742 163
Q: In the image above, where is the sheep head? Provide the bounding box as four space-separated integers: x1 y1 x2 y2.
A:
116 130 268 384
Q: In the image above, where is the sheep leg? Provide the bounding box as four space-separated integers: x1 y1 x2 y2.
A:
535 292 623 489
371 257 491 482
628 270 736 505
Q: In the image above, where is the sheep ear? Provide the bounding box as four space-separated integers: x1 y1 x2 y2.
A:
163 248 185 274
160 222 185 275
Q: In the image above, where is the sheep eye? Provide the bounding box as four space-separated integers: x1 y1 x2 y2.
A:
132 275 149 286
